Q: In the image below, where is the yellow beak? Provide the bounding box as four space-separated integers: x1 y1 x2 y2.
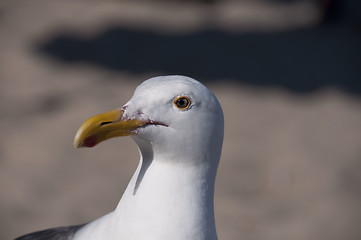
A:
73 109 147 148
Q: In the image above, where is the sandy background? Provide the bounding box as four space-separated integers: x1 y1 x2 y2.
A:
1 0 361 239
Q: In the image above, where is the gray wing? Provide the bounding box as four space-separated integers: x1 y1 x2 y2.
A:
15 224 86 240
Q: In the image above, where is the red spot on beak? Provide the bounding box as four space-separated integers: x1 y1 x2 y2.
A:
83 135 97 148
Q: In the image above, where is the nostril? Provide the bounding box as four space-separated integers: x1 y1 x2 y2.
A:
100 121 113 126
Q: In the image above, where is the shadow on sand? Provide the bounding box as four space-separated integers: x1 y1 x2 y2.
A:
36 23 361 94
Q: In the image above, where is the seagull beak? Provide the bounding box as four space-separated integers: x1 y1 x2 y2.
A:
73 109 147 148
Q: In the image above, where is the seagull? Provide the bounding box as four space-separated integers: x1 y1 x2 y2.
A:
16 75 224 240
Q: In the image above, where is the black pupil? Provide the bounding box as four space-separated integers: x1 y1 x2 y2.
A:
177 98 188 108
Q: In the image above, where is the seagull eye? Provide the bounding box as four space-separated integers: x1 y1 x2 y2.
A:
174 96 191 110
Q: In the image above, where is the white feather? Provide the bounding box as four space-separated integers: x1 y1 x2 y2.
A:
73 75 224 240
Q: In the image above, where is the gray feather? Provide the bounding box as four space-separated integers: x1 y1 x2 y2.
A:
15 224 85 240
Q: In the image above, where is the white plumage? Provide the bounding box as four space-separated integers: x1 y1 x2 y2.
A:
17 75 224 240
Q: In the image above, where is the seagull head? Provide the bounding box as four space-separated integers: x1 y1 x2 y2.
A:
74 75 224 165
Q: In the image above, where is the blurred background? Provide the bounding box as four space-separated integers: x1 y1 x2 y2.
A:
1 0 361 239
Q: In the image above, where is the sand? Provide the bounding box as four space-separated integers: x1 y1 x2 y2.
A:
1 1 361 239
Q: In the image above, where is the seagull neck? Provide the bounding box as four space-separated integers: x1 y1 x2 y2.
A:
114 137 218 239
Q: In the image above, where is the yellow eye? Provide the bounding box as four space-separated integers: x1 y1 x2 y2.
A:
174 96 191 110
